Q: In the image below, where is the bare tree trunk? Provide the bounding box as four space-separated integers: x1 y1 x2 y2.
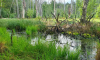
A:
30 0 31 9
26 0 29 11
40 0 42 17
16 0 19 18
71 0 73 15
54 0 55 15
64 0 65 14
32 0 34 13
68 5 71 18
22 0 26 18
35 0 38 17
0 0 2 18
14 0 16 13
80 0 89 23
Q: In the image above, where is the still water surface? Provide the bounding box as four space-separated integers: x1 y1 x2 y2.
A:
31 34 97 60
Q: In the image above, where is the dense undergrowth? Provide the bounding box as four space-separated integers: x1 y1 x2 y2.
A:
0 19 46 32
0 27 80 60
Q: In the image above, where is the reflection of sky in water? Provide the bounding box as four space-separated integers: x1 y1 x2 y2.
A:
31 34 97 60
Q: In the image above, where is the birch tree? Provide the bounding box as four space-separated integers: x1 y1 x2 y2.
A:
35 0 39 17
30 0 31 9
22 0 26 18
54 0 55 15
64 0 65 14
71 0 74 14
39 0 42 17
16 0 19 18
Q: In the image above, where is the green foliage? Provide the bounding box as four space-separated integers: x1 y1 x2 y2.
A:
95 4 100 18
27 9 34 18
87 0 97 19
76 0 83 18
9 13 16 18
0 19 46 32
1 8 10 18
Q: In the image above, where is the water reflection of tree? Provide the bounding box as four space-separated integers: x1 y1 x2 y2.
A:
81 40 96 60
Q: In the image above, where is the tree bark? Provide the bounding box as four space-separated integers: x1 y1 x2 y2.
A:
32 0 34 14
71 0 73 14
35 0 38 17
22 0 26 18
80 0 89 23
30 0 31 9
39 0 42 17
64 0 65 14
16 0 19 18
54 0 55 15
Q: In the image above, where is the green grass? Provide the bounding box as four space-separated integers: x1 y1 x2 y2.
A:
0 18 46 32
0 27 80 60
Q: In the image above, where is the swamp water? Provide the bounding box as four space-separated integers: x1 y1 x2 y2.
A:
8 30 97 60
31 34 97 60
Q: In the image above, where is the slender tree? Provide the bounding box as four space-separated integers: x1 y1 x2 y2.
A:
64 0 65 14
16 0 19 18
39 0 42 17
71 0 73 14
22 0 26 18
30 0 31 9
35 0 39 17
32 0 34 13
54 0 55 15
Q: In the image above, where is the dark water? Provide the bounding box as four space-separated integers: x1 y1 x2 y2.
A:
31 34 97 60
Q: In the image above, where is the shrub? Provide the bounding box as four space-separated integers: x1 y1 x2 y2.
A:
95 4 100 18
27 9 34 18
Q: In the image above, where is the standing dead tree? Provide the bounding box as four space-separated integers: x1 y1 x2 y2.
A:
22 0 26 18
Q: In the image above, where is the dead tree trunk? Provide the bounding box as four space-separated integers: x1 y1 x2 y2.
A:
22 0 26 18
54 0 55 15
64 0 65 14
80 0 89 23
32 0 34 14
71 0 73 15
16 0 19 18
35 0 38 17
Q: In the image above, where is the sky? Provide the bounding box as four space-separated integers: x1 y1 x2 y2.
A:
45 0 75 4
